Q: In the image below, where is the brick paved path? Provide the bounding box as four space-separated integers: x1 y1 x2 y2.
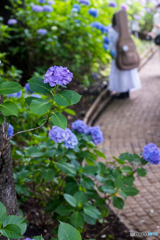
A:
95 51 160 239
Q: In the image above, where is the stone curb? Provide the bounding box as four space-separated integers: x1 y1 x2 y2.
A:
83 44 158 126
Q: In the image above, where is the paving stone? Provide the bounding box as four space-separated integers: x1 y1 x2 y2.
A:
95 51 160 233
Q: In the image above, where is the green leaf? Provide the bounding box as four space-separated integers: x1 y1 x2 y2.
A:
33 235 44 240
123 176 135 186
82 166 98 175
64 182 79 195
121 166 132 173
70 212 84 228
0 81 22 95
83 205 101 219
56 162 77 176
74 191 88 207
54 90 81 107
41 169 55 182
25 97 40 106
80 177 94 190
51 112 67 130
0 77 4 84
0 101 18 116
94 150 106 159
55 205 73 216
137 168 147 177
140 158 148 165
119 153 130 161
96 175 106 183
30 99 51 115
122 186 139 196
119 190 127 200
63 194 77 207
58 222 82 240
2 215 27 234
101 181 115 194
28 77 52 94
113 156 126 165
0 115 4 124
112 196 124 209
38 116 46 126
114 177 123 189
64 108 76 116
0 202 7 222
82 213 96 225
0 224 22 239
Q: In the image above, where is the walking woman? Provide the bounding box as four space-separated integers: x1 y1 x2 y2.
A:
108 13 142 99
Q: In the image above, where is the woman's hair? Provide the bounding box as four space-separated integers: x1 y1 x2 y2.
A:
112 13 116 27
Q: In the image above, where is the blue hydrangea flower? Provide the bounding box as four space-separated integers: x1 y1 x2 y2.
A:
71 120 88 134
43 5 53 12
73 4 81 12
63 128 78 149
32 5 43 12
24 238 35 240
103 43 109 51
120 3 128 11
109 1 117 8
48 0 55 4
49 126 66 143
142 143 160 165
78 0 90 6
88 8 98 18
7 123 14 138
92 73 99 80
31 94 41 98
44 66 73 87
39 0 46 3
91 21 103 31
7 19 17 25
25 83 33 93
110 50 117 58
86 126 103 145
6 91 22 98
37 29 47 35
103 36 109 44
101 25 110 34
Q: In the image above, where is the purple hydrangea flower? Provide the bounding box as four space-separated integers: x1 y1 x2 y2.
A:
7 19 17 25
37 29 47 35
31 94 41 98
71 120 88 134
88 8 98 18
109 1 117 8
39 0 46 3
102 26 110 34
48 0 55 4
32 5 43 12
92 73 99 80
44 66 73 87
7 123 14 138
103 43 109 51
43 5 53 12
86 126 103 145
24 238 35 240
78 0 90 6
120 3 128 11
73 4 81 12
63 128 78 149
142 143 160 165
7 91 22 98
91 21 103 31
103 36 109 44
25 83 33 93
49 126 66 143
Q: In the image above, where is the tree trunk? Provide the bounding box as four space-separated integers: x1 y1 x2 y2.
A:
0 95 19 240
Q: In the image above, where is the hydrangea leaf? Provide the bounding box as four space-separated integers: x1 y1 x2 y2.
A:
123 176 135 186
82 213 96 225
137 168 147 177
54 90 81 107
121 166 132 173
33 235 44 240
41 169 55 182
28 77 52 94
56 162 77 176
83 205 101 219
80 177 94 190
0 224 22 239
94 150 106 159
0 202 7 222
25 97 40 106
100 180 115 194
30 99 51 115
70 212 84 228
2 215 27 234
82 166 98 175
112 196 124 209
55 205 73 216
51 112 67 130
74 191 88 206
122 186 139 196
0 77 4 84
0 101 18 116
0 81 22 95
58 222 82 240
64 182 79 195
63 194 77 207
64 108 76 116
114 176 123 189
38 116 46 126
0 115 4 124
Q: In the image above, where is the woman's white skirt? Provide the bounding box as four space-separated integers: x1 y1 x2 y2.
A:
109 60 142 93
